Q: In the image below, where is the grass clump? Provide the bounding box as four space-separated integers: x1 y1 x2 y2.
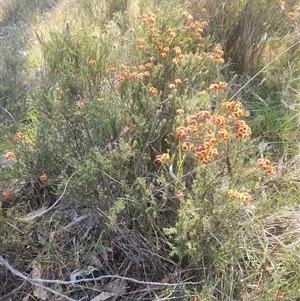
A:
1 0 300 300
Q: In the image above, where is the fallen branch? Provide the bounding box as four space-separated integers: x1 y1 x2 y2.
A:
0 255 202 291
0 256 80 301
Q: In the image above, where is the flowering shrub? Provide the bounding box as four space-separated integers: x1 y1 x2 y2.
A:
0 0 289 300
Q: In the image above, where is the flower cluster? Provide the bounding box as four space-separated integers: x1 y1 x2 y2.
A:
203 43 225 64
175 97 251 165
209 81 227 91
154 153 170 163
228 190 252 205
234 120 251 139
257 158 274 174
195 136 218 164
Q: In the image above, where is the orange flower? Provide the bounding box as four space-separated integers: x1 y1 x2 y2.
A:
211 148 218 157
108 65 115 72
174 191 185 200
14 132 25 141
257 158 274 174
209 83 219 91
154 153 170 163
222 101 235 110
228 190 240 199
97 97 104 103
203 136 216 146
3 190 11 198
187 125 198 134
116 75 125 82
275 290 284 300
176 126 188 138
173 46 182 55
228 190 251 204
176 109 185 115
144 63 152 70
89 59 96 66
5 152 15 159
40 174 48 182
160 52 167 58
194 110 211 122
232 107 244 118
211 114 226 125
219 82 227 90
217 128 229 141
240 193 251 205
174 79 182 85
74 111 82 117
198 90 207 96
157 42 163 51
148 87 158 95
235 124 251 139
136 38 144 45
181 141 194 151
76 101 86 109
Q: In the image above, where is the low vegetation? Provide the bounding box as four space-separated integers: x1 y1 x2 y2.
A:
1 0 300 300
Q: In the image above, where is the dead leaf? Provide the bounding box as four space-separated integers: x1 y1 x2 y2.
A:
16 206 48 221
31 261 47 300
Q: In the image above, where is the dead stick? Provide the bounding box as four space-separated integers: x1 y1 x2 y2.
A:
0 256 202 288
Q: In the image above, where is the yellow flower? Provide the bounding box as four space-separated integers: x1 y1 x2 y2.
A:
176 109 185 115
